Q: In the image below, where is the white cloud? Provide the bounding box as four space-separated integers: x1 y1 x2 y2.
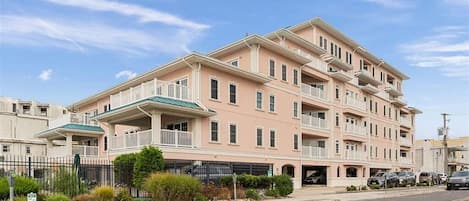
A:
45 0 209 30
362 0 413 8
115 70 137 80
38 69 53 81
0 15 200 55
399 25 469 80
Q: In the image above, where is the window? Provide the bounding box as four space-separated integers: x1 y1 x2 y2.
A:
26 146 31 154
229 124 237 144
330 43 334 54
389 149 392 160
346 52 349 63
370 100 373 111
337 167 340 177
320 36 323 47
372 67 375 77
2 145 10 153
335 86 340 99
210 121 218 142
375 147 378 158
346 167 357 177
375 124 378 136
270 130 276 148
380 72 383 81
324 39 327 50
293 134 299 150
104 136 108 151
335 140 340 154
348 53 352 64
293 69 298 85
338 47 342 59
335 113 340 127
370 145 373 157
384 148 387 159
375 102 378 113
389 128 392 139
370 123 373 135
281 64 287 81
256 128 263 146
269 59 275 77
12 103 16 113
229 59 239 67
40 107 47 116
334 44 338 57
384 127 386 138
229 83 237 104
210 78 218 100
389 107 392 118
256 91 262 110
269 95 275 112
23 105 30 114
293 102 299 118
395 150 398 160
384 105 386 116
104 105 109 112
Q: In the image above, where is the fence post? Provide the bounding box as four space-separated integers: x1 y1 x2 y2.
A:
28 156 32 178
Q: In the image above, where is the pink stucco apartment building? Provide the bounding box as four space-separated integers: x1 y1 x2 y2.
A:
35 18 421 188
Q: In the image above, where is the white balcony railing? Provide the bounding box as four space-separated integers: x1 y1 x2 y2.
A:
345 96 367 111
302 146 327 159
400 137 412 146
400 116 412 127
49 113 98 128
72 145 99 156
110 129 193 150
400 156 412 164
301 84 327 101
47 146 68 157
301 114 328 130
344 123 367 136
344 151 366 161
110 79 192 109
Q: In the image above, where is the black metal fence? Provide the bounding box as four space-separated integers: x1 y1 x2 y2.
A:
0 155 271 197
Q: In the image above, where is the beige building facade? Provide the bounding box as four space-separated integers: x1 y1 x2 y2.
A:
35 18 421 187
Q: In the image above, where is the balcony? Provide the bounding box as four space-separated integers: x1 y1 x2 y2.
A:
72 145 99 156
355 70 381 86
400 116 412 128
344 96 367 112
360 84 379 94
344 151 366 161
390 96 407 107
301 84 327 102
49 113 98 128
400 137 412 147
110 79 192 109
302 146 327 159
110 129 194 150
329 69 354 82
322 55 353 71
344 124 367 137
385 83 403 96
301 114 328 130
400 156 412 165
305 54 328 73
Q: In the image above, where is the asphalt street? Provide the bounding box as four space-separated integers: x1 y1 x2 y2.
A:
364 189 469 201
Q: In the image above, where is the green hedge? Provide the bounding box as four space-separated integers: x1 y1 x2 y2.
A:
143 173 201 201
0 176 41 199
272 174 293 196
219 174 272 189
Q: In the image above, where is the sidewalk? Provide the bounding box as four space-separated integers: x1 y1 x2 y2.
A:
270 185 446 201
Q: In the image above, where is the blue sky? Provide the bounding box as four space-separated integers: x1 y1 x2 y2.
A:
1 0 468 139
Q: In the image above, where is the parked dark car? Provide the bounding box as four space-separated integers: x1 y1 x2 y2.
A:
396 171 416 186
303 171 326 184
447 171 469 190
367 172 399 187
419 172 440 185
186 164 232 181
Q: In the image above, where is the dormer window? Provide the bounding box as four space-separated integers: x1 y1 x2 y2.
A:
229 59 239 67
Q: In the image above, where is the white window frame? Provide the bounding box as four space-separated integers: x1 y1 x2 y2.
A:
228 122 238 145
293 101 299 118
293 68 299 86
269 58 276 77
209 120 219 143
293 134 299 150
228 82 238 105
269 94 276 113
255 90 263 110
228 57 240 67
269 129 277 148
209 76 219 101
255 127 263 147
281 64 287 81
2 144 10 153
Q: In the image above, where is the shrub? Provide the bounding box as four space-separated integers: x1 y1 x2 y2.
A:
369 184 381 189
238 174 258 189
114 189 132 201
201 183 219 200
264 189 280 198
0 176 41 199
91 186 114 201
257 176 272 189
46 194 70 201
231 185 245 199
52 168 87 197
361 185 368 190
133 146 164 188
143 173 201 201
193 194 208 201
7 196 27 201
219 176 233 187
37 193 48 201
245 189 260 201
272 174 293 197
72 194 94 201
346 185 357 191
113 153 137 188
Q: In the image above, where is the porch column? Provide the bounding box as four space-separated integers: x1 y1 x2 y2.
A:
193 118 202 148
151 111 162 145
66 134 73 157
108 123 115 151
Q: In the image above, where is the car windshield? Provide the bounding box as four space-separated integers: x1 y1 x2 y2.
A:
420 172 429 176
375 173 384 177
452 171 469 177
398 172 407 176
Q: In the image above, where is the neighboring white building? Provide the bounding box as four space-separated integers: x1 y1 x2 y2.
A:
0 97 67 156
415 137 469 175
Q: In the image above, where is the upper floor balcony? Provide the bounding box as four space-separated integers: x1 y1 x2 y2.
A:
400 136 412 147
344 95 367 113
49 112 98 129
301 114 328 131
360 84 379 95
385 83 403 96
301 84 328 102
390 96 407 107
110 129 194 151
110 79 192 109
48 144 99 157
400 116 412 128
302 146 328 159
344 123 367 137
400 156 413 165
329 69 354 82
355 70 381 86
344 151 367 162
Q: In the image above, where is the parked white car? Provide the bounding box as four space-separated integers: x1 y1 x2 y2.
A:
438 173 448 183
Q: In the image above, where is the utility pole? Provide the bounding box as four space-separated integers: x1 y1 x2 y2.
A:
441 113 450 175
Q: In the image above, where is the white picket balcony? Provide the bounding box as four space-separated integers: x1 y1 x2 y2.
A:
110 129 194 150
344 151 366 161
301 84 328 101
400 156 412 164
72 145 99 156
400 116 412 128
400 137 412 147
301 114 328 130
49 113 98 128
344 96 367 112
344 123 367 136
302 146 328 159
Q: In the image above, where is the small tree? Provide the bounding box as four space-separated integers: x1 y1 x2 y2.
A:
133 146 164 188
113 153 137 187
